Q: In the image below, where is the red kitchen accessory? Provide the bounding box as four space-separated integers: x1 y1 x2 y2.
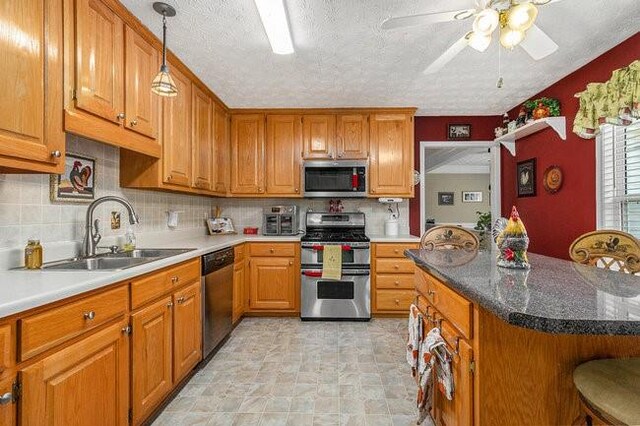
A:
243 227 258 234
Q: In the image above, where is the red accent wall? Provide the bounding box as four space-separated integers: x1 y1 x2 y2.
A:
409 116 501 235
501 32 640 259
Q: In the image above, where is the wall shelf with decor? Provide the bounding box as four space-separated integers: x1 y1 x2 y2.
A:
496 116 567 156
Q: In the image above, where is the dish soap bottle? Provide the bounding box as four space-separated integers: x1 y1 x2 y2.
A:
123 227 136 252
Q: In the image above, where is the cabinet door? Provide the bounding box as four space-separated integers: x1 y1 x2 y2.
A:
124 26 159 139
231 114 265 194
162 64 192 187
0 0 64 172
213 105 230 194
369 113 414 197
434 339 473 426
336 114 369 159
191 85 213 191
20 321 129 426
266 115 302 196
173 282 202 384
74 0 124 124
0 376 16 426
233 261 245 323
302 115 336 159
131 296 173 424
249 258 296 310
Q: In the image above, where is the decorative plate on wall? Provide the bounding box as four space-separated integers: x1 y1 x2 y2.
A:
543 165 563 194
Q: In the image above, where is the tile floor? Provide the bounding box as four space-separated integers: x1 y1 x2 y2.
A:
153 317 434 426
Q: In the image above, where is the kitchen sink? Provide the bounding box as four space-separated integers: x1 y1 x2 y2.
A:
38 248 196 271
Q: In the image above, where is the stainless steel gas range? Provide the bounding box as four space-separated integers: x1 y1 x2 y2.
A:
300 212 371 320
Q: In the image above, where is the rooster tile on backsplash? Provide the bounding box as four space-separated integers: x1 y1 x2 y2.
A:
0 134 409 255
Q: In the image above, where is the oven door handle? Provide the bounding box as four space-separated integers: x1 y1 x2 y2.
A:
302 270 370 277
309 245 354 251
302 270 323 277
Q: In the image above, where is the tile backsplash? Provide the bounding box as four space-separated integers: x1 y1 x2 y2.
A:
0 135 409 260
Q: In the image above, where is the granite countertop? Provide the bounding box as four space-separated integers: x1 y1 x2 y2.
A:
405 249 640 335
0 234 301 319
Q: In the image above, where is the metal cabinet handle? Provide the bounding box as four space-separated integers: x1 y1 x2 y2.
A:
50 150 62 158
0 392 13 405
394 281 400 286
167 302 174 308
270 248 275 253
171 276 179 284
177 296 185 304
428 290 436 296
394 299 400 305
84 311 95 320
295 188 299 193
337 152 343 158
394 249 400 254
289 260 293 265
116 112 125 120
394 265 399 270
121 325 132 335
130 119 138 126
166 175 173 182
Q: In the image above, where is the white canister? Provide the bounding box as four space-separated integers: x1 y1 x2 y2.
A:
384 219 399 236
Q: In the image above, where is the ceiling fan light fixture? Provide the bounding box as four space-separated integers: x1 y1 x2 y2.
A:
254 0 294 55
500 27 525 49
507 3 538 31
472 9 499 35
454 10 475 20
468 32 492 52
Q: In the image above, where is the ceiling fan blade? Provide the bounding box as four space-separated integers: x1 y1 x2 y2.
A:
424 34 469 75
520 24 558 60
381 9 475 30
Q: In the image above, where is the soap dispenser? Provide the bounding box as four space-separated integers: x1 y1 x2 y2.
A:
123 227 136 252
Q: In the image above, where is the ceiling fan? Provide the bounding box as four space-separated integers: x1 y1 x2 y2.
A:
382 0 562 74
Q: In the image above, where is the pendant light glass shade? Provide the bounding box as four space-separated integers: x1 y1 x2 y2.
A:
500 27 525 49
468 32 492 52
151 65 178 97
507 3 538 31
152 3 178 97
472 9 499 35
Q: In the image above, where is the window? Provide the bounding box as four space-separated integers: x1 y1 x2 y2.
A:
598 121 640 237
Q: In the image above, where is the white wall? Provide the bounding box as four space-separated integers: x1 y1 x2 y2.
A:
424 173 491 224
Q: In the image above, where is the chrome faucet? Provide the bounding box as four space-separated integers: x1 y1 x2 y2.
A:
82 196 140 257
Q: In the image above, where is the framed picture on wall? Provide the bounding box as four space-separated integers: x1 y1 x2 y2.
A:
462 191 483 203
50 153 96 203
447 124 471 140
438 192 455 206
517 158 537 197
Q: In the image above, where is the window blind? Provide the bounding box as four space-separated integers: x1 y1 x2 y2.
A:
599 121 640 237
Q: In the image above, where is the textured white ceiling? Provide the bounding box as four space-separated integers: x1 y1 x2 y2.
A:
121 0 639 115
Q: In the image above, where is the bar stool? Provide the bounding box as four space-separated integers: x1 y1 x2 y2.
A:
569 230 640 425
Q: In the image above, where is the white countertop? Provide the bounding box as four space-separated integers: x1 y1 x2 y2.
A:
368 234 420 243
0 233 301 319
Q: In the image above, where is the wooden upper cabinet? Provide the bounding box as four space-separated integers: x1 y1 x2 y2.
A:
213 105 230 195
336 114 369 159
20 321 130 426
124 26 159 139
173 282 202 383
191 85 213 191
266 115 302 196
369 113 414 197
302 115 336 160
231 114 265 194
0 0 64 173
249 257 297 311
162 64 192 188
74 0 124 124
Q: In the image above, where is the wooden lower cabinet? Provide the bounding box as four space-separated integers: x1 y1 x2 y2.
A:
233 260 245 323
433 338 474 426
131 296 173 424
20 320 130 426
0 375 16 426
249 257 297 311
372 242 419 315
173 282 202 383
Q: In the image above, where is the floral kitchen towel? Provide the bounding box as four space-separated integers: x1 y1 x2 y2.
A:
406 304 423 376
321 245 342 280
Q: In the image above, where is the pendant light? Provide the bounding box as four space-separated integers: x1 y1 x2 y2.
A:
151 2 178 97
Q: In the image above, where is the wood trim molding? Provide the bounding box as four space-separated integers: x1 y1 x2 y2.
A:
230 107 418 115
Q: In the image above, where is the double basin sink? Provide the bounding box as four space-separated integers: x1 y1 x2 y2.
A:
40 248 195 271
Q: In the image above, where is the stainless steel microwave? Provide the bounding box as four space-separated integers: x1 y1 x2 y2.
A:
303 160 367 198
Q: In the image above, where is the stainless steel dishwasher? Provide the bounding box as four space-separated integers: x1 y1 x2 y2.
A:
202 247 234 359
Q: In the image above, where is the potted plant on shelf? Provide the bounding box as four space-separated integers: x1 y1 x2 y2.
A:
523 97 561 120
474 210 492 249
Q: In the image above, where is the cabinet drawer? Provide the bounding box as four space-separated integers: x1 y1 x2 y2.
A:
375 243 419 258
131 270 170 310
431 278 473 340
234 244 245 262
19 285 128 361
375 289 415 312
375 258 414 274
0 324 13 379
376 274 414 289
167 259 200 288
249 243 296 257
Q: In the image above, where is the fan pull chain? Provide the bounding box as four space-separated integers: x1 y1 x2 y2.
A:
496 44 504 88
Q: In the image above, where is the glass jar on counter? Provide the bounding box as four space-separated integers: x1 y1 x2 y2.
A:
25 240 43 269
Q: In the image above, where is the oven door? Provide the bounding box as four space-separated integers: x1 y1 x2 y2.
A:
301 269 371 319
303 161 367 198
301 243 370 265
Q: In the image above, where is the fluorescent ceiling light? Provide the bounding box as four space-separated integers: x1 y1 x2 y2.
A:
254 0 294 55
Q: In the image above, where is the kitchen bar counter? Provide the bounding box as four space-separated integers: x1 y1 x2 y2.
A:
368 234 420 243
405 248 640 335
0 234 301 319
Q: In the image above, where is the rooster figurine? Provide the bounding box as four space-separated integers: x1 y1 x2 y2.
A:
493 206 530 269
69 161 92 193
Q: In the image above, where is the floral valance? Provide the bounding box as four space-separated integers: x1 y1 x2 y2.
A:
573 59 640 139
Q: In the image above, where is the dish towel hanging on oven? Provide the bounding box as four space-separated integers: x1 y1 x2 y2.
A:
415 327 455 425
321 245 342 280
406 304 423 377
